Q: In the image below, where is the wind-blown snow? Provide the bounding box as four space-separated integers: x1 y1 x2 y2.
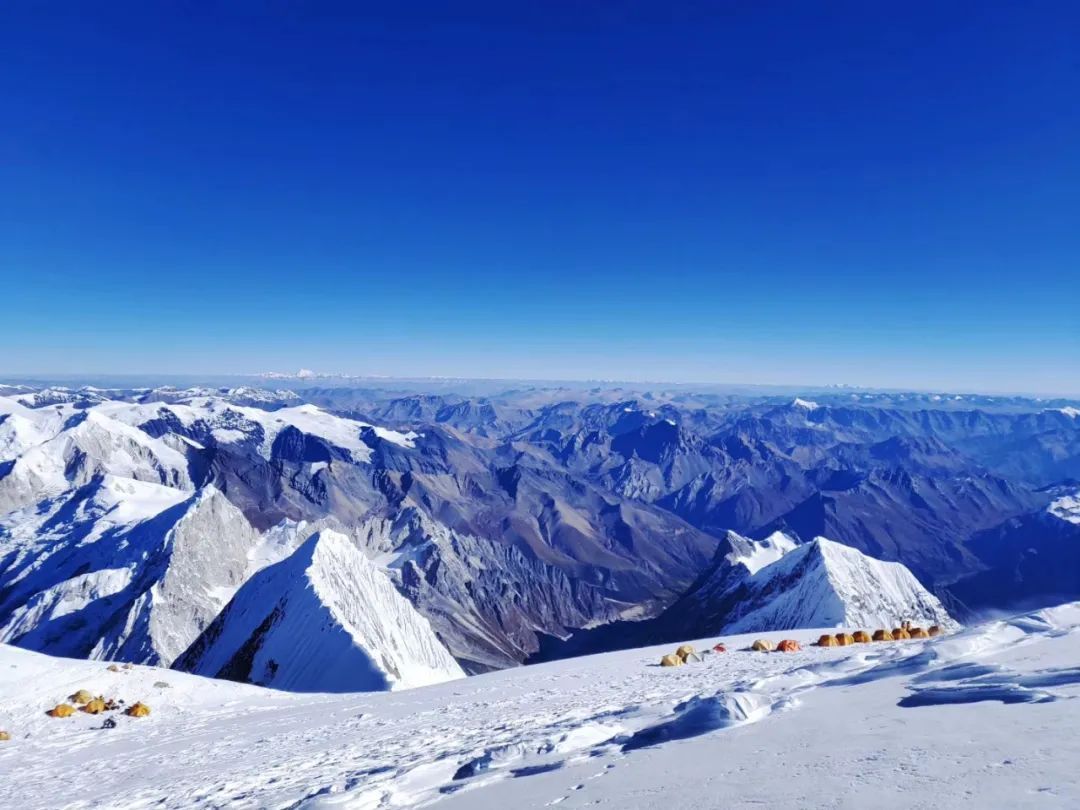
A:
3 603 1080 808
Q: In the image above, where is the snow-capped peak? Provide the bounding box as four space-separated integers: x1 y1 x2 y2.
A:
175 529 464 692
792 397 820 410
723 537 954 633
1049 492 1080 525
724 530 799 576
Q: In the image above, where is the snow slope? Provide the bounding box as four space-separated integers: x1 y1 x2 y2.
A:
651 532 953 641
2 603 1080 809
175 530 464 692
723 536 955 632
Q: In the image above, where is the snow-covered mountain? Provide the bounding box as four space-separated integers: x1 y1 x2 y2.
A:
720 536 954 632
4 381 1075 688
0 481 265 665
175 529 464 692
652 532 953 638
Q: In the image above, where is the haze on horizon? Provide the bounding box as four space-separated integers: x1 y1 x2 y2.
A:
3 4 1078 395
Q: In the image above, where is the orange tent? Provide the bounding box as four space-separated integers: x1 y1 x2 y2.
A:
893 627 911 640
908 627 930 639
816 634 839 647
852 630 872 643
125 703 151 718
46 704 76 718
776 639 802 653
928 625 943 637
835 633 856 646
872 629 894 642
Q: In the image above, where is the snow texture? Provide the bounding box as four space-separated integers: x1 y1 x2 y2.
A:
2 603 1080 808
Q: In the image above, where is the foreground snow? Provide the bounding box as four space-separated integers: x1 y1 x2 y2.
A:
3 605 1080 809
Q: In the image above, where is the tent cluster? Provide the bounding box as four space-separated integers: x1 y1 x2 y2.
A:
45 684 150 720
660 644 703 666
0 730 11 741
660 622 945 667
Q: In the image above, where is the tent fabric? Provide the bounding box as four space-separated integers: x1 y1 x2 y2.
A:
776 639 801 652
816 634 839 647
126 703 151 718
81 698 107 715
908 627 930 639
675 644 695 659
47 704 76 718
852 630 872 643
928 625 943 637
872 629 894 641
835 633 856 646
712 643 727 653
0 731 11 741
751 639 775 652
660 654 683 667
69 689 93 705
892 628 911 640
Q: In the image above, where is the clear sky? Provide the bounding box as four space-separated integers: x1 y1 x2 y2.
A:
2 3 1078 394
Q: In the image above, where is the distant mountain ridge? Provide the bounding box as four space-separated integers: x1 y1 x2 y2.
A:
2 382 1078 687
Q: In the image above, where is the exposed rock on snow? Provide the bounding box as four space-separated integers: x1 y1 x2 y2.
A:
721 537 955 632
175 530 464 692
1049 491 1080 525
654 532 953 638
0 484 262 666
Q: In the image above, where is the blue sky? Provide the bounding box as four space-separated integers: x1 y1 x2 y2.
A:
2 3 1078 393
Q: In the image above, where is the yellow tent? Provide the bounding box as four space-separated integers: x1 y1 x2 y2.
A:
0 730 11 741
751 639 775 652
675 644 696 661
46 704 76 718
872 629 894 642
125 702 151 718
835 633 856 646
81 698 108 715
69 689 94 705
852 630 872 643
892 627 911 640
816 634 839 647
660 653 683 667
928 625 943 637
908 627 930 639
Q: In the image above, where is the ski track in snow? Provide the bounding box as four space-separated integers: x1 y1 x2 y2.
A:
4 604 1080 809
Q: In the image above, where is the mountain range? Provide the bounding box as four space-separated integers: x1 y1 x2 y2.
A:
1 380 1077 689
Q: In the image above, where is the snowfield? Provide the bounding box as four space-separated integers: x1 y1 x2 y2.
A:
3 604 1080 809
